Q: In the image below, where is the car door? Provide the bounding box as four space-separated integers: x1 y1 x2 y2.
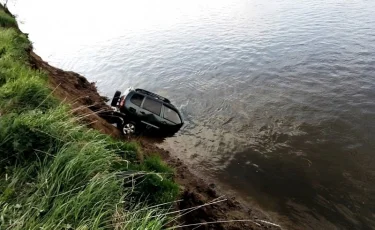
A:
139 96 164 128
161 104 182 131
126 93 145 119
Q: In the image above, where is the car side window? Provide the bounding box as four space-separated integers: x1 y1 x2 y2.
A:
163 105 181 124
130 93 144 107
143 97 162 115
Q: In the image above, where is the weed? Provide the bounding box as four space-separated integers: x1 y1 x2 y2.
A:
134 156 179 204
0 77 58 113
0 28 30 61
0 10 16 28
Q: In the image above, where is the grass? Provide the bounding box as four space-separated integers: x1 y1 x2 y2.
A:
137 156 179 204
0 9 16 28
0 27 30 61
0 5 179 229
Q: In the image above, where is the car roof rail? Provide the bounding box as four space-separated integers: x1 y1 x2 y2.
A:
135 88 171 103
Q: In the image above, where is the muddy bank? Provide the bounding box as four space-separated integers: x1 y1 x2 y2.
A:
27 40 280 230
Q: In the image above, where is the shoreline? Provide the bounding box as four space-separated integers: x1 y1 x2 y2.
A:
31 47 281 230
1 4 281 229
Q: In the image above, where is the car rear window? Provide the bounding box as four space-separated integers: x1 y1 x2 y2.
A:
143 97 162 115
130 93 144 106
163 106 181 124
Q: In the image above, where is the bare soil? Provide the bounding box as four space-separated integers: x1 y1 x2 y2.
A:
29 50 281 230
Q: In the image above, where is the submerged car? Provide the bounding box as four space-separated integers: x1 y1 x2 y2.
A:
110 88 184 136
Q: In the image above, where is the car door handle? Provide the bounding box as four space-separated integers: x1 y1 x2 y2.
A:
140 111 145 115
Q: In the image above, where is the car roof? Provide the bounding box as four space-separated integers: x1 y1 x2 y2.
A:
128 88 179 111
126 88 183 122
135 88 170 102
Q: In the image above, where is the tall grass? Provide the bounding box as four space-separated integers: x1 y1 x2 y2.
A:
0 27 30 61
0 7 178 229
137 156 179 204
0 10 16 28
0 107 178 229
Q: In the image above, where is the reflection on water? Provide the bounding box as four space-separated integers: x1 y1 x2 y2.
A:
219 120 375 229
9 0 375 228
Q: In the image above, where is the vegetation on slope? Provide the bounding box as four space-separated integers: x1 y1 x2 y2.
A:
0 7 178 229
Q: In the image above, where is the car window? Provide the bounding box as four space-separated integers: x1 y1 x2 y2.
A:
130 93 144 107
143 97 162 115
163 106 181 124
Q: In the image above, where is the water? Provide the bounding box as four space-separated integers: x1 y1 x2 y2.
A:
8 0 375 228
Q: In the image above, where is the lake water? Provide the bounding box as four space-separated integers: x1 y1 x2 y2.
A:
9 0 375 229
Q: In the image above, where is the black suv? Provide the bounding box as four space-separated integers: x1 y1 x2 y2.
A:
110 88 184 136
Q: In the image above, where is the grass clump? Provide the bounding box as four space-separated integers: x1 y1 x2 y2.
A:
0 28 30 61
0 56 47 86
0 10 16 28
138 156 179 204
0 6 179 229
0 76 57 113
0 143 124 229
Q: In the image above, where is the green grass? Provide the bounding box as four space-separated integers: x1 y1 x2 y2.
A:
0 28 30 61
0 7 179 229
138 156 179 204
0 108 178 229
0 10 17 28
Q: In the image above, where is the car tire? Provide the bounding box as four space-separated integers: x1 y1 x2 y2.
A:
111 91 121 107
121 121 136 136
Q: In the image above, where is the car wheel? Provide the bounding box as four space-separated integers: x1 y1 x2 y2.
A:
122 122 136 136
111 91 121 107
